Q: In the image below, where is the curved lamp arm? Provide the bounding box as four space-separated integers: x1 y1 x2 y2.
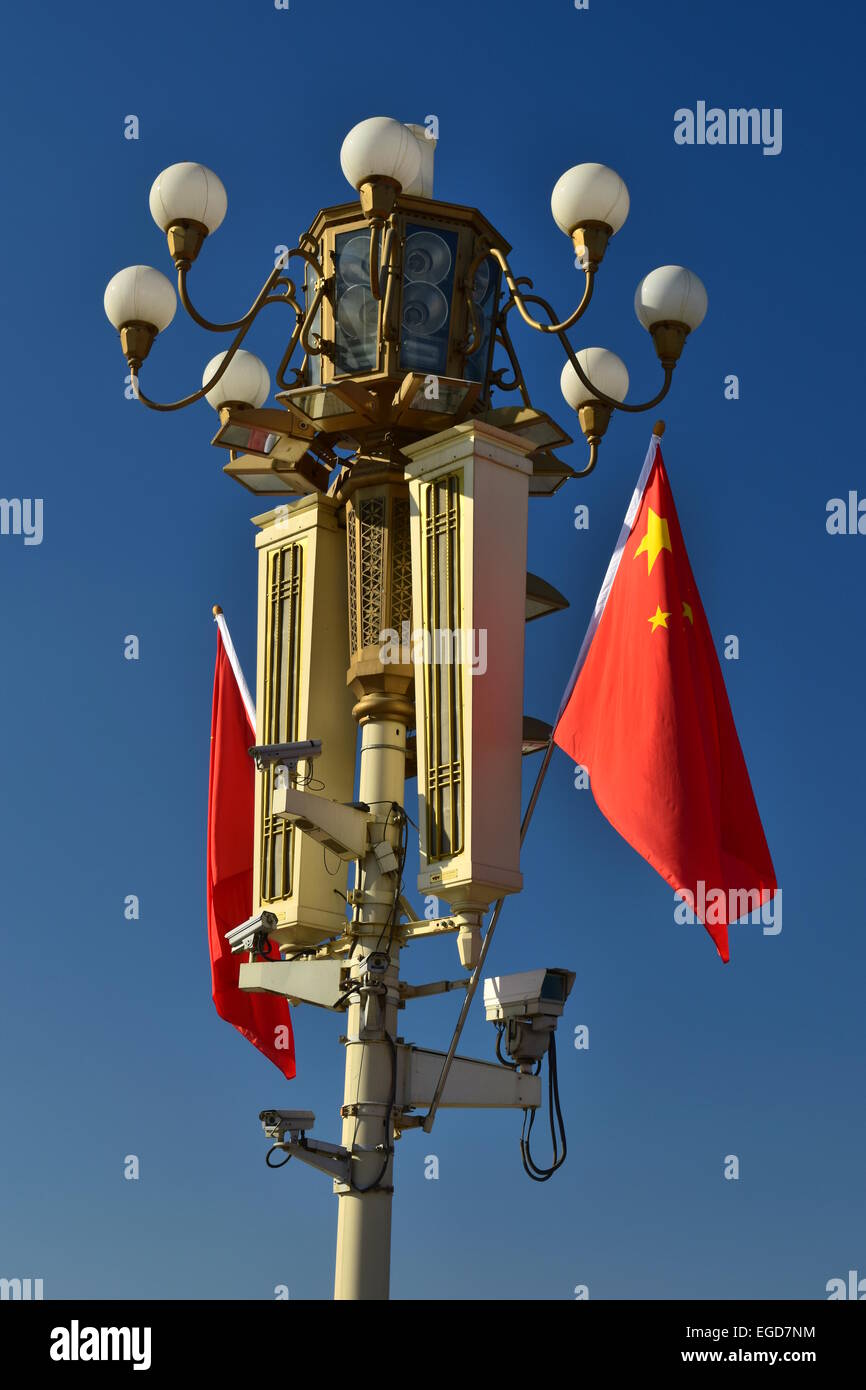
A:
489 320 533 408
300 275 329 357
136 240 330 410
571 442 600 478
134 313 257 413
561 329 674 413
276 314 308 392
178 243 325 333
515 289 675 413
178 263 284 333
489 246 595 335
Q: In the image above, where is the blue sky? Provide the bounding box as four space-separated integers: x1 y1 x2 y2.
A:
0 0 863 1300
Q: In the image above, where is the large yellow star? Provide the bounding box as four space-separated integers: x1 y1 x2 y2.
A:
634 507 672 575
648 605 670 632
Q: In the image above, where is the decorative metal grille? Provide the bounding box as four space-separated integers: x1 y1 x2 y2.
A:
347 508 359 658
390 496 412 632
422 473 463 860
358 495 386 650
260 542 303 903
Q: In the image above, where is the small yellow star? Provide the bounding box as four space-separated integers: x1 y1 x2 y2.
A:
648 605 670 632
682 601 694 625
634 507 672 575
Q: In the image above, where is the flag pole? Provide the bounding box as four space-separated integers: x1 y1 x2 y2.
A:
421 735 557 1132
213 604 256 732
424 421 667 1133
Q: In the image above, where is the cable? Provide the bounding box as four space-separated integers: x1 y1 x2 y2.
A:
350 1031 397 1193
369 804 396 953
333 983 363 1010
265 1144 292 1169
372 805 409 957
322 845 343 877
519 1035 567 1182
495 1024 518 1070
292 758 324 793
342 803 407 1191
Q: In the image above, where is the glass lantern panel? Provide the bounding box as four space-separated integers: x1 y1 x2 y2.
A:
289 389 354 422
464 256 501 387
409 380 472 415
236 471 297 493
219 424 279 454
399 224 458 376
334 230 379 375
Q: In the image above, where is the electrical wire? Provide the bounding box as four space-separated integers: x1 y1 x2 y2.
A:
292 759 324 792
339 805 406 1193
519 1035 567 1182
265 804 405 1191
350 1031 398 1194
264 1145 291 1167
372 805 409 958
322 845 343 877
495 1024 518 1070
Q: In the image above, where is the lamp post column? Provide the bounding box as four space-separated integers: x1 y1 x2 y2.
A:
333 716 407 1300
334 459 414 1300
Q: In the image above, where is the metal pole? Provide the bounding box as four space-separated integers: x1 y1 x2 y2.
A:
421 738 556 1132
333 717 406 1300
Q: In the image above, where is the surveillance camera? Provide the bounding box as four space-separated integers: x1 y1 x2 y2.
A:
259 1109 316 1141
248 740 323 773
483 968 575 1022
225 910 279 956
483 968 575 1068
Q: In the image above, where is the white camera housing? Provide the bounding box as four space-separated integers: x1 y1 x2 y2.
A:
484 968 576 1069
260 1109 316 1141
249 739 323 772
483 968 575 1024
225 910 279 956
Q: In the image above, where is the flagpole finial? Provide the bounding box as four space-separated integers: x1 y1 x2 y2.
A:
652 420 665 437
213 604 223 617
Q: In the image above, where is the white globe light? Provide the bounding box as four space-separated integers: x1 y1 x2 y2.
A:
635 266 707 331
340 117 422 193
202 349 270 410
103 265 177 332
551 163 630 237
560 348 629 409
149 162 227 234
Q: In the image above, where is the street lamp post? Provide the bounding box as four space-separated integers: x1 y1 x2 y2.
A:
104 117 707 1300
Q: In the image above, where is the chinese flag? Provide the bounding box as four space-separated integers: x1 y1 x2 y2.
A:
553 435 776 962
207 618 295 1077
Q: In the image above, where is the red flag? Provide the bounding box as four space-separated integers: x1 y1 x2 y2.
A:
207 615 295 1077
553 435 776 962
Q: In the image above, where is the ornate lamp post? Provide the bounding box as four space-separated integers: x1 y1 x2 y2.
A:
104 118 706 1300
103 122 706 476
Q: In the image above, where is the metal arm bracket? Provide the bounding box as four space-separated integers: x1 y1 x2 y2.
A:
396 1045 541 1112
239 958 349 1009
272 1137 352 1185
271 785 370 860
